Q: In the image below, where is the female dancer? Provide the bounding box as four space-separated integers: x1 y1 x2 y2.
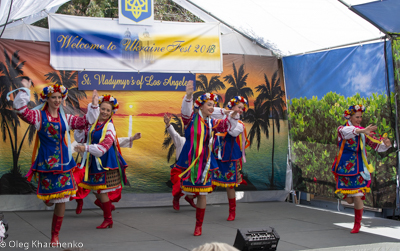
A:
74 94 129 229
71 130 142 214
163 113 196 210
211 96 249 221
177 81 239 236
12 78 99 246
332 105 391 233
72 131 141 214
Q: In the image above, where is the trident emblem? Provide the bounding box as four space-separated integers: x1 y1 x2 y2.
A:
125 0 148 19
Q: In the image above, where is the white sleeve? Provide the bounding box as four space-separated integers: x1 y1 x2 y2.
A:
118 137 133 148
227 111 239 134
376 143 391 152
211 107 226 120
181 95 193 119
167 125 186 159
73 129 86 143
86 103 99 125
71 141 79 154
13 90 41 130
167 125 182 149
228 121 244 137
338 126 358 140
86 123 116 157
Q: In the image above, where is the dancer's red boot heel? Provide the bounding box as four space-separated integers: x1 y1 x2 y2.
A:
173 195 181 210
50 214 63 247
75 199 83 214
350 208 363 234
227 198 236 221
96 201 113 229
194 208 205 236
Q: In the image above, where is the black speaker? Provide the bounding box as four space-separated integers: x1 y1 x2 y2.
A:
233 227 280 251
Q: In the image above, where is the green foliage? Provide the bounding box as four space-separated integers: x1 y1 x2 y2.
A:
289 92 394 144
33 0 202 28
289 92 397 207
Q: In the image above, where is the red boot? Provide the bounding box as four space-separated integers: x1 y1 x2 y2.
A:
50 214 63 247
94 199 115 211
185 195 196 208
227 198 236 221
194 208 205 236
350 208 363 233
75 199 83 214
173 195 181 211
96 201 113 229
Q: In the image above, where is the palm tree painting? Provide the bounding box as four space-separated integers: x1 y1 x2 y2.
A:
194 74 226 106
243 102 270 150
0 49 36 194
162 114 184 162
254 69 286 189
45 71 87 115
223 63 254 107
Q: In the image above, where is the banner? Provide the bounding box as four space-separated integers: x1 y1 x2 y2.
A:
0 38 287 198
119 0 154 26
78 71 195 91
283 41 397 208
49 14 222 73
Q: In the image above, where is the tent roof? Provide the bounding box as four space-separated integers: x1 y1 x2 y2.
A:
351 0 400 34
174 0 384 56
1 0 393 56
0 0 68 29
0 23 49 41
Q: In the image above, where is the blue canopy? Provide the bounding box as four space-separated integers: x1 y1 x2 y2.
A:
352 0 400 34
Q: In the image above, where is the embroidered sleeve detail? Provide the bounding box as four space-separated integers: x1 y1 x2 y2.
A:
366 133 380 150
67 114 88 130
17 106 41 127
212 117 229 132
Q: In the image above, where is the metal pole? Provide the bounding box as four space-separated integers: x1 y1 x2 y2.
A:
288 36 385 57
394 94 400 213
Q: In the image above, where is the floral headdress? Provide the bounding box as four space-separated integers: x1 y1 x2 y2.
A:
227 96 248 112
39 84 68 103
194 93 218 109
99 95 119 114
343 104 366 120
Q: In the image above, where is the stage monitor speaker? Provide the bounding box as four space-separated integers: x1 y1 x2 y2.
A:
233 227 280 251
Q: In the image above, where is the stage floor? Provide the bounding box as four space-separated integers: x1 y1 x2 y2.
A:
2 200 400 251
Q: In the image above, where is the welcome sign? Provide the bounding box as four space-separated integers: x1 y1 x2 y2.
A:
49 14 222 73
78 71 196 91
119 0 154 25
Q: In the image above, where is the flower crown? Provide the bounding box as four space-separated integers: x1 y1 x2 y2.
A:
227 96 248 112
39 84 68 103
343 104 366 119
99 95 119 114
194 93 218 109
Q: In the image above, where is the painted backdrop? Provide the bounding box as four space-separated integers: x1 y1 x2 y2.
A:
0 39 287 196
